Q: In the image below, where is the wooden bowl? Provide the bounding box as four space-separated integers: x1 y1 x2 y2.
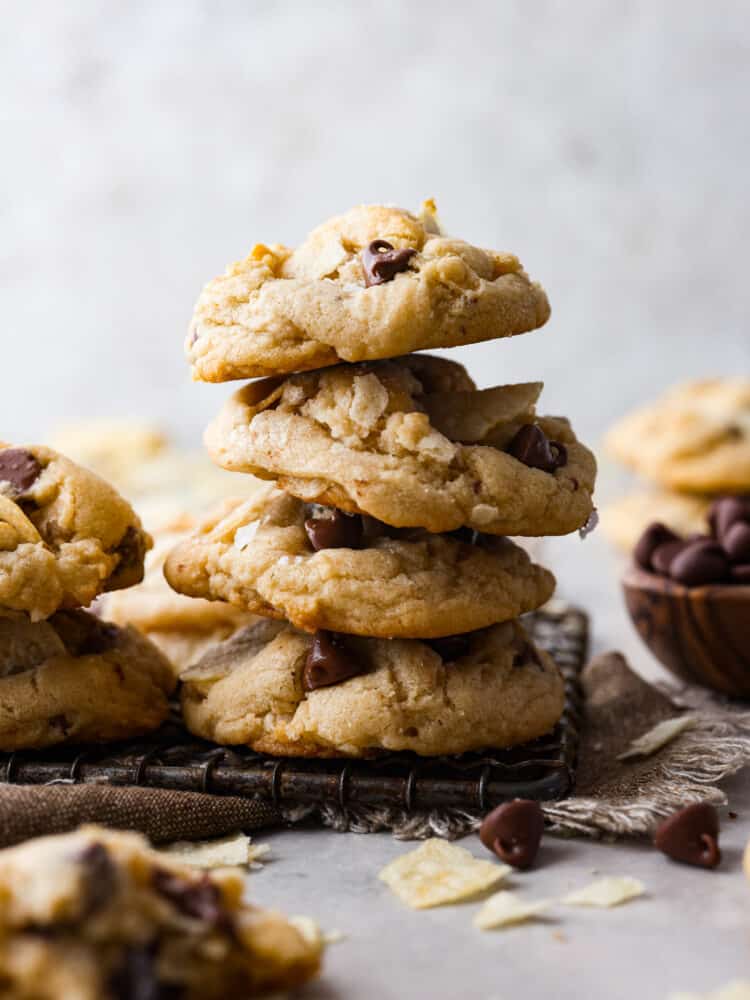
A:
622 565 750 697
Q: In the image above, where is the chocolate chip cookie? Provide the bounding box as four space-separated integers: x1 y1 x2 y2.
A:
204 355 596 536
180 618 565 757
101 513 257 676
605 378 750 493
0 825 322 999
601 490 711 552
0 444 151 620
0 610 174 749
187 202 550 381
164 488 555 638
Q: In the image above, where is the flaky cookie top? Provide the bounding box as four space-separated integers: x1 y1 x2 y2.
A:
187 203 550 381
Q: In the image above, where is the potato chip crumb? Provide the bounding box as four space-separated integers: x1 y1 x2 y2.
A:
379 838 510 909
618 716 695 760
473 891 551 930
562 876 644 908
158 832 269 869
289 916 324 947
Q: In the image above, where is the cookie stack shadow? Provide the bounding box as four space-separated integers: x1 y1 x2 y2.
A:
165 202 597 759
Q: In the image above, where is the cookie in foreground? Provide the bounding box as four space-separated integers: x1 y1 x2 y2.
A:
0 609 174 750
164 488 555 638
180 618 565 757
0 443 151 620
187 201 550 381
0 825 322 999
205 355 596 537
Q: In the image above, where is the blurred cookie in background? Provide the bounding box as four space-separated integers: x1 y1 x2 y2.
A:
100 512 257 680
600 490 710 552
49 419 266 532
604 378 750 494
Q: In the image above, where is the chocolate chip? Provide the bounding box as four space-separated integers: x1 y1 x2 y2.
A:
506 424 567 473
708 496 750 543
654 803 721 869
723 521 750 563
669 539 729 586
650 539 689 576
304 509 363 550
114 526 146 574
731 563 750 583
79 842 117 917
303 631 363 691
361 240 416 287
426 634 472 662
634 522 680 571
0 448 42 495
479 799 544 870
152 868 228 927
108 945 183 1000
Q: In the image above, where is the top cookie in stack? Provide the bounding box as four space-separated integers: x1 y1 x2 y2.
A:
167 203 596 759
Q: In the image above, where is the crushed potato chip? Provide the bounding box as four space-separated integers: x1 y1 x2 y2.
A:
379 838 510 909
618 716 695 760
473 891 552 930
669 983 750 1000
289 916 324 947
158 832 269 869
562 876 644 908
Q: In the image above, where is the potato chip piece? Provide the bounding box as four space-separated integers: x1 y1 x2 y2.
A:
378 838 510 909
562 876 644 908
669 983 750 1000
618 716 695 760
473 891 552 930
158 832 269 869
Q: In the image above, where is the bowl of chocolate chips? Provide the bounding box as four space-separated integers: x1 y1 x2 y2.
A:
622 496 750 697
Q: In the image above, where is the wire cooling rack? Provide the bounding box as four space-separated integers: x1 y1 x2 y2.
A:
0 601 587 812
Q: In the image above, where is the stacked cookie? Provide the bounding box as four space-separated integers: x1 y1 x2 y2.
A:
603 378 750 550
166 203 597 758
0 443 175 750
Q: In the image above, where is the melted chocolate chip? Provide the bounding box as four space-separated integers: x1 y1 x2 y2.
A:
152 869 228 927
634 522 680 571
303 631 363 690
304 509 363 550
479 799 544 870
79 842 117 917
426 634 472 662
108 945 184 1000
113 526 145 575
654 803 721 869
0 448 42 495
361 240 416 287
506 424 567 473
669 539 729 586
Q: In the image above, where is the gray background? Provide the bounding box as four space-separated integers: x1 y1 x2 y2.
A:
3 5 750 997
2 0 748 446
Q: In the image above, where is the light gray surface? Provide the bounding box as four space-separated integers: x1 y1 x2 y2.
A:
247 533 750 1000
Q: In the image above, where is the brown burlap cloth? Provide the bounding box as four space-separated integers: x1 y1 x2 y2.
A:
1 652 749 847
